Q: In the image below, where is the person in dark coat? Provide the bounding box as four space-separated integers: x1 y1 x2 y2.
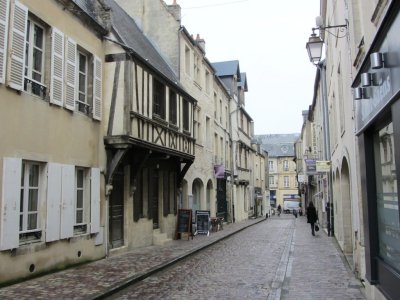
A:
306 201 318 236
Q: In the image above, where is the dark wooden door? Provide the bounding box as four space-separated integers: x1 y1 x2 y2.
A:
151 170 159 229
109 172 124 248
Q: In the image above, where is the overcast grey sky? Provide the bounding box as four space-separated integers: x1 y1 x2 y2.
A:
173 0 320 134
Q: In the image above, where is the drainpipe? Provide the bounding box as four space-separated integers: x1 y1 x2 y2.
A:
318 60 334 236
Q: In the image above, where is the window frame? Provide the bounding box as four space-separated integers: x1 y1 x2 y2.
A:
24 16 47 98
76 50 90 115
19 161 43 243
153 78 166 120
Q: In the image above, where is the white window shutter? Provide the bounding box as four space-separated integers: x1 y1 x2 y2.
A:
90 168 100 233
65 37 76 110
0 157 22 250
50 27 64 106
46 163 62 242
0 0 10 84
7 0 27 91
60 164 74 239
92 55 102 120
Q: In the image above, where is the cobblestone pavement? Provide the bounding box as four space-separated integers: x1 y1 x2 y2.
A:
108 216 366 300
0 215 366 300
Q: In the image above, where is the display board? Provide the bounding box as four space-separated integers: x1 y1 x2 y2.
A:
176 209 192 240
196 210 210 235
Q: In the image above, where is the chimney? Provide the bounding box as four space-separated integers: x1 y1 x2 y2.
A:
167 0 181 23
196 33 206 53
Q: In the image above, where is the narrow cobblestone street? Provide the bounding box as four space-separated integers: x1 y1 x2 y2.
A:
0 215 365 299
108 215 365 299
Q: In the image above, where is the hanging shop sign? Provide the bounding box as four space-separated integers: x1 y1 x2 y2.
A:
316 160 331 173
305 159 317 175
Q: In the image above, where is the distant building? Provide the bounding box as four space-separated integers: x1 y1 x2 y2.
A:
255 134 299 211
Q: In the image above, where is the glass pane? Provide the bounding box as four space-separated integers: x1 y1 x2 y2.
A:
79 54 86 73
26 20 30 41
77 170 84 188
28 189 38 211
32 71 41 83
32 48 42 73
21 164 25 186
19 214 23 231
77 190 83 209
27 213 37 230
79 74 86 93
76 210 83 224
375 122 400 273
78 93 85 102
33 25 43 49
20 189 24 212
29 164 39 187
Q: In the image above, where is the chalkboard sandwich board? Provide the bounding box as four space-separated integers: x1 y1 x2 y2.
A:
176 209 193 240
196 210 210 235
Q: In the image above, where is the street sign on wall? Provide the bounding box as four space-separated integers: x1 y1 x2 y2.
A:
316 161 331 173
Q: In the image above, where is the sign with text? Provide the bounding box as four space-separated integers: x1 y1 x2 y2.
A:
305 159 317 175
195 210 210 235
316 160 331 173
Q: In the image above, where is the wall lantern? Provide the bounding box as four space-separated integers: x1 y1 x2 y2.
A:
306 31 324 65
361 73 372 87
370 52 385 69
353 87 369 100
305 17 348 65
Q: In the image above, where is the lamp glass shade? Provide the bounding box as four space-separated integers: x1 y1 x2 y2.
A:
306 34 323 64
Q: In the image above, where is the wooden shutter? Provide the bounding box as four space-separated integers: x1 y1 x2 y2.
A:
90 168 100 234
46 163 62 242
50 27 64 106
0 0 10 84
7 0 27 91
65 37 76 110
0 157 22 250
92 55 102 120
60 164 74 239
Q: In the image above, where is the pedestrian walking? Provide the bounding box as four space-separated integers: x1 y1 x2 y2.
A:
306 201 318 236
277 204 282 217
293 209 298 218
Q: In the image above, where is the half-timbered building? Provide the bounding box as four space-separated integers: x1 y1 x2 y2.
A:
103 0 196 250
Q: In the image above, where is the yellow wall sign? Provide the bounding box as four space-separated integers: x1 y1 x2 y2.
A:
316 161 331 172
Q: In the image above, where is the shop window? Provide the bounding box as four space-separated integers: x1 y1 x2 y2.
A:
374 122 400 272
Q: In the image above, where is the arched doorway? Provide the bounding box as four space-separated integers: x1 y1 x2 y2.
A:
192 179 203 213
341 158 353 254
206 180 213 213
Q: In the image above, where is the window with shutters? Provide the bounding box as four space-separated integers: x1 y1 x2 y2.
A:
74 167 89 234
19 161 43 244
75 49 93 115
24 17 47 98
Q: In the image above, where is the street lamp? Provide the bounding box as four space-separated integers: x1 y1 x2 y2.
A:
306 30 323 65
304 18 348 237
305 18 348 65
